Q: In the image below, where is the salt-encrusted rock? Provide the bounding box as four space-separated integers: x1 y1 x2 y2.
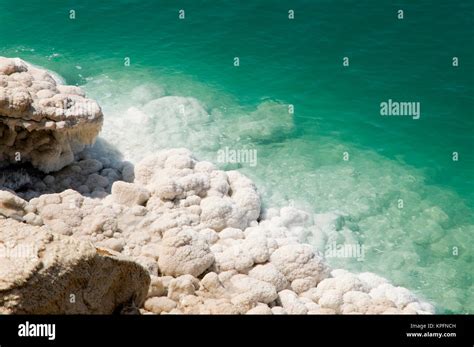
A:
158 228 214 277
0 219 150 314
200 196 246 231
318 273 368 294
242 234 277 264
277 290 308 314
219 227 245 240
213 234 278 272
199 228 219 244
246 304 273 315
143 296 177 314
78 158 103 175
248 263 289 292
270 244 329 284
22 211 43 226
167 275 199 301
229 274 278 309
271 306 287 314
147 275 166 298
318 289 344 312
291 277 318 294
226 170 261 223
365 298 398 314
199 298 240 314
342 291 372 314
0 190 27 219
98 237 125 252
0 133 437 316
214 245 255 272
404 301 436 315
198 272 228 298
370 284 417 309
111 181 150 206
358 272 389 289
0 57 103 172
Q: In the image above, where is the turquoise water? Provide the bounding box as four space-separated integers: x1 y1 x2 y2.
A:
0 1 472 313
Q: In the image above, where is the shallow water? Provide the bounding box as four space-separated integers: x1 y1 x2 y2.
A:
0 0 472 313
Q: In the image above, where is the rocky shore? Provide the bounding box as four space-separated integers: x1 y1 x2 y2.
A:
0 57 435 314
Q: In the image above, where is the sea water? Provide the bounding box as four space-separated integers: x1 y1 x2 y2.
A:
0 0 472 313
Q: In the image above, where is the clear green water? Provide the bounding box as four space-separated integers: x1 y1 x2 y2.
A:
0 1 472 313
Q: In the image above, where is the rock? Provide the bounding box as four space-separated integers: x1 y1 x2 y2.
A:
342 291 372 314
358 272 389 289
200 196 245 231
85 173 109 190
0 219 150 314
0 136 437 316
143 297 177 314
0 190 27 219
167 275 199 301
78 159 103 175
219 227 245 240
277 290 308 314
226 170 261 223
179 295 202 312
0 168 32 191
111 181 150 206
318 289 343 312
214 245 254 272
384 286 418 309
147 276 166 298
200 298 240 314
121 161 135 182
246 304 273 314
199 272 227 297
0 57 103 172
98 238 125 252
271 306 287 314
270 244 329 284
22 212 43 226
229 274 278 306
248 263 289 292
291 277 317 294
365 298 398 314
158 228 214 277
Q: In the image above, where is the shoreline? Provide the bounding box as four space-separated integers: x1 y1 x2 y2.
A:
1 146 437 315
0 57 436 314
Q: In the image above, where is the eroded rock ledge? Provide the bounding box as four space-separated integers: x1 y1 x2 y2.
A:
0 218 150 314
0 57 103 173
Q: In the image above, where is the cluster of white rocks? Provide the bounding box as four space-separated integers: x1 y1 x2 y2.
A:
0 58 435 314
1 147 435 315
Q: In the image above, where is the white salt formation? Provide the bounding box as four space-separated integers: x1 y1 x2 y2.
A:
1 148 436 315
0 61 436 314
0 57 103 172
